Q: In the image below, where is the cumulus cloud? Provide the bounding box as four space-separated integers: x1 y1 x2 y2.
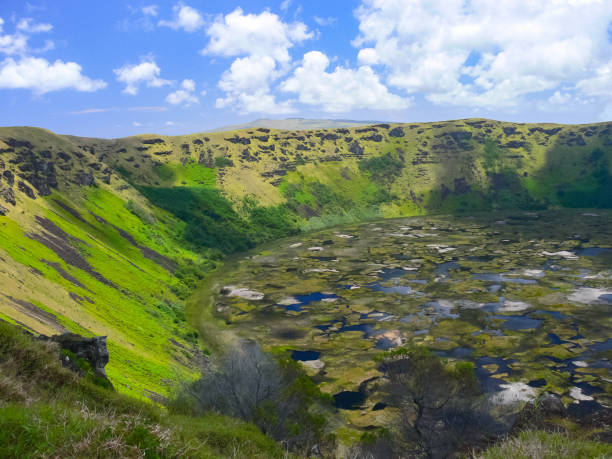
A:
353 0 612 109
204 8 311 63
205 8 313 113
16 18 52 33
0 32 27 55
114 59 171 95
166 78 199 105
159 4 204 32
0 56 106 93
281 51 409 112
215 55 295 114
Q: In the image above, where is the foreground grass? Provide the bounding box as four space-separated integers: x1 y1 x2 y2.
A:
476 430 612 459
0 321 283 458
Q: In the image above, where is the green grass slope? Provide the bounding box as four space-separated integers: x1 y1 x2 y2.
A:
0 321 283 458
0 119 610 401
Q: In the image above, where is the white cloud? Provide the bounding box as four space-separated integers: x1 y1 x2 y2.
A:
314 16 337 26
215 55 294 113
576 61 612 96
142 5 158 17
159 4 204 32
353 0 612 108
69 106 167 115
133 121 142 126
114 59 170 95
216 89 295 114
280 0 291 13
204 8 312 63
205 8 312 114
16 18 52 33
281 51 409 112
165 120 175 125
0 56 106 93
0 32 27 55
218 55 278 94
166 78 199 105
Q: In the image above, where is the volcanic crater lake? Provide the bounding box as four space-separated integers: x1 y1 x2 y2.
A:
204 210 612 428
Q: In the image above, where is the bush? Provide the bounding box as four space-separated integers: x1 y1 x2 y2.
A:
376 346 503 458
214 156 234 168
172 340 332 456
358 152 404 186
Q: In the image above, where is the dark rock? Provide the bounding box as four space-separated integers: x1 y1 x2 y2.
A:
512 392 566 432
362 133 383 142
535 392 566 416
1 187 16 205
153 150 172 156
57 151 71 161
296 144 309 151
225 136 251 145
502 140 527 149
142 138 164 145
240 148 257 162
6 138 33 149
356 127 378 133
529 127 562 136
0 204 7 216
348 141 364 155
18 181 36 199
567 135 586 147
389 127 405 137
256 128 270 133
375 124 390 129
3 170 14 186
75 171 95 186
503 127 517 135
46 333 111 382
449 130 473 143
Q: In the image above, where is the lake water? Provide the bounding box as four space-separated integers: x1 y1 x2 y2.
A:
204 210 612 426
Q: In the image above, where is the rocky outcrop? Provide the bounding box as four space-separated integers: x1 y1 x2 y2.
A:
44 333 111 383
512 391 566 432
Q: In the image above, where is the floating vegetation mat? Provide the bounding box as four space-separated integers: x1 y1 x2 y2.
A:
204 210 612 427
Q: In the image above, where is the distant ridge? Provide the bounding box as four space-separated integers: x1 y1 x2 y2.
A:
208 117 385 132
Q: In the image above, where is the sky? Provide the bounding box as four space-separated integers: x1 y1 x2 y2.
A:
0 0 611 138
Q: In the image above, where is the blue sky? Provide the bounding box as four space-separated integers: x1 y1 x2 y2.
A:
1 0 611 138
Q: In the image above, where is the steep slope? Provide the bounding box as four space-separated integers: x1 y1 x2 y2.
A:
0 119 610 399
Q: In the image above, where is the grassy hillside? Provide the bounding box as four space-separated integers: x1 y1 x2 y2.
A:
0 119 610 402
0 320 283 458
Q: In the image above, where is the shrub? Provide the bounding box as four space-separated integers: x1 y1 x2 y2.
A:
214 156 234 168
173 340 332 456
358 153 404 186
376 346 503 458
